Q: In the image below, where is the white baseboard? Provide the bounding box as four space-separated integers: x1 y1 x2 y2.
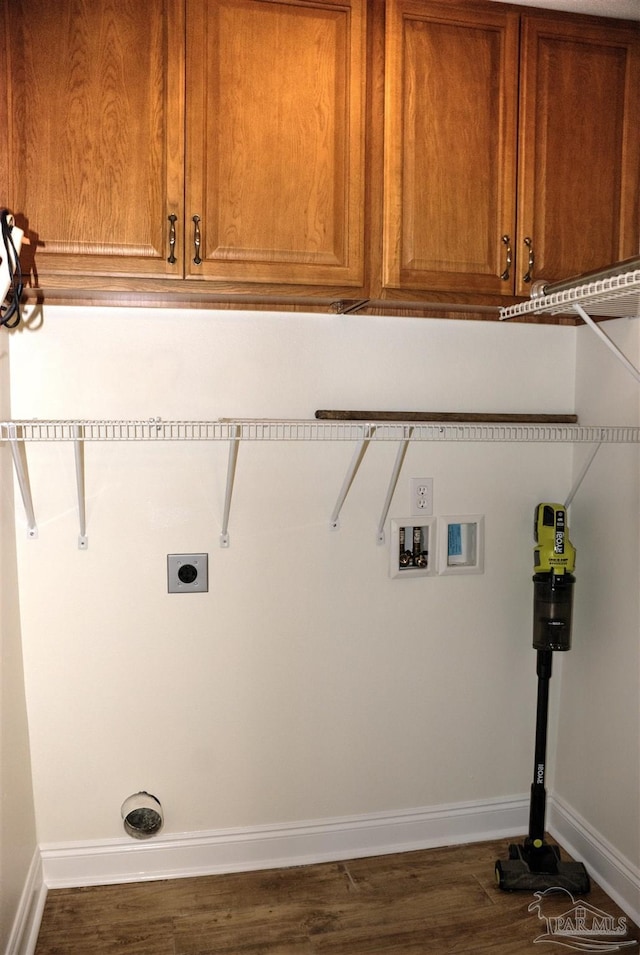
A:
4 849 47 955
548 792 640 925
41 794 529 889
25 793 640 942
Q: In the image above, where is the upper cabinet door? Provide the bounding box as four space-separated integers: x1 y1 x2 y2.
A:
517 15 640 295
3 0 185 280
185 0 367 289
382 0 519 296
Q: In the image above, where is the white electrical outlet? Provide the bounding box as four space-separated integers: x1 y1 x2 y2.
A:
410 477 433 516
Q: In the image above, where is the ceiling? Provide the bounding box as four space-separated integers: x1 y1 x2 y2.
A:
489 0 640 20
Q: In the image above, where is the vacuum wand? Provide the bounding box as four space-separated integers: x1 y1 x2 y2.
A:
529 648 552 848
495 504 590 893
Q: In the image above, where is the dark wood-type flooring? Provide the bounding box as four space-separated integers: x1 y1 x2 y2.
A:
35 838 639 954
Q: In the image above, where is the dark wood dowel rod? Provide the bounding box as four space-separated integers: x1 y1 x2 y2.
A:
315 411 578 424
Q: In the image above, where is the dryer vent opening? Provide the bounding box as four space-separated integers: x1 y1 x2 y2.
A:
121 792 163 839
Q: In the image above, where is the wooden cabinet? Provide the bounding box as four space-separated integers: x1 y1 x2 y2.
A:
1 0 185 280
516 14 640 295
1 0 638 315
381 0 520 298
185 0 367 292
1 0 367 302
379 0 640 303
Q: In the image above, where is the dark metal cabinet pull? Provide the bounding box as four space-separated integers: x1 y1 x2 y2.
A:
500 235 512 281
167 214 177 264
192 215 202 265
523 236 534 283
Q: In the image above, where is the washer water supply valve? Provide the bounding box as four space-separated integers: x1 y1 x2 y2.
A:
399 525 429 568
390 519 435 578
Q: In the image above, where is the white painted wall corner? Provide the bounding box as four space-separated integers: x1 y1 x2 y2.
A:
4 849 47 955
548 792 640 926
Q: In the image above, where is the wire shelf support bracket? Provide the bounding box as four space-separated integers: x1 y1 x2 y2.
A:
564 438 603 511
74 424 88 548
376 431 413 544
499 265 640 496
9 430 37 538
329 425 375 530
220 425 240 548
571 302 640 385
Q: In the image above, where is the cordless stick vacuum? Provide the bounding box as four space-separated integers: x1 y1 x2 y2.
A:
495 504 590 893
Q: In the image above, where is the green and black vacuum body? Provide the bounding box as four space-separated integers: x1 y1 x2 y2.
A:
495 504 590 893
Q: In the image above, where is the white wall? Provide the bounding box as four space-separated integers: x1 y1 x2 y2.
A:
555 317 640 868
490 0 639 21
0 333 37 951
9 306 577 844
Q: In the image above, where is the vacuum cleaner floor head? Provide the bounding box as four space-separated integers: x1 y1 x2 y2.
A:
496 844 591 894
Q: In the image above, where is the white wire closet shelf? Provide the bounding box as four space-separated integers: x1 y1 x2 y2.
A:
500 264 640 387
2 417 639 551
3 264 640 548
2 418 640 444
499 267 640 321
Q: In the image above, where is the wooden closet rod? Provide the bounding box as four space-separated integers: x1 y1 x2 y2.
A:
315 411 578 424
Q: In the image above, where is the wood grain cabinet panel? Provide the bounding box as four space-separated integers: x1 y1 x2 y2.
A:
185 0 367 289
1 0 366 299
382 0 520 296
1 0 185 280
1 0 638 314
516 15 640 295
380 2 639 302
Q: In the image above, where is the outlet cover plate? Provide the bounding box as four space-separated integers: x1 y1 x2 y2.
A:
167 554 208 593
410 477 433 516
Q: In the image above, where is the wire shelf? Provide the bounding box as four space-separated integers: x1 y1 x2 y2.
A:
500 269 640 321
1 419 639 444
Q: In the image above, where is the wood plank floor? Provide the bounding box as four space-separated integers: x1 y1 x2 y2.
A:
35 838 638 954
